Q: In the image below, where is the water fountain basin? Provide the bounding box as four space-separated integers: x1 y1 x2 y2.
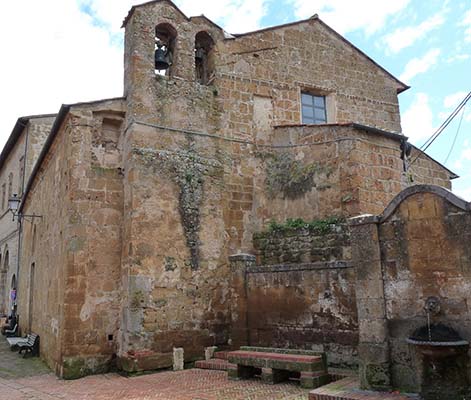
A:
407 324 469 358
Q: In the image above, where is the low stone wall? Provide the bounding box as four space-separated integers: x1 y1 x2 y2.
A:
231 221 358 369
253 220 351 265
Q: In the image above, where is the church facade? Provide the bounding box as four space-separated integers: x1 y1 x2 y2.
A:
2 0 456 378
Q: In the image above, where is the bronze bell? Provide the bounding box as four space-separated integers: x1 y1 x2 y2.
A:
195 47 205 60
155 44 169 70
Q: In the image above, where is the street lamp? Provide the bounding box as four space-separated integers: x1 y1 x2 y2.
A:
8 194 42 222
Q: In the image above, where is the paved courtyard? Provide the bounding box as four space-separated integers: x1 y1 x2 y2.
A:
0 339 309 400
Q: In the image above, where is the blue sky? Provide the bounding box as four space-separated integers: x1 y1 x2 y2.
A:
0 0 470 198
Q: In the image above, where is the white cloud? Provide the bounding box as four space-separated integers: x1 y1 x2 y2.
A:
454 186 471 201
176 0 268 33
443 91 468 109
0 0 123 147
78 0 268 35
446 53 471 63
401 93 434 142
461 9 471 42
287 0 410 35
451 140 471 197
399 48 441 82
382 14 445 53
0 0 270 149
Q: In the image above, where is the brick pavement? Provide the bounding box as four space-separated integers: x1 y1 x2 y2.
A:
0 369 311 400
0 338 309 400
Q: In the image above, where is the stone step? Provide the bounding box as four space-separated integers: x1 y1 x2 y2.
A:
195 358 236 371
327 368 356 383
213 351 230 360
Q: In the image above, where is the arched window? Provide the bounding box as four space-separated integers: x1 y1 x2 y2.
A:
32 225 37 253
8 172 13 199
0 250 9 314
194 31 215 85
155 23 177 76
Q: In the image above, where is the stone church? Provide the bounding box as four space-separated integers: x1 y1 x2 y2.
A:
0 0 456 380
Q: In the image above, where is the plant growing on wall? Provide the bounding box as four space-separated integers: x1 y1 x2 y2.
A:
263 151 321 199
266 216 344 235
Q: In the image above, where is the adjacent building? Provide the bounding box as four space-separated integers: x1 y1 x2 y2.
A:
0 115 55 317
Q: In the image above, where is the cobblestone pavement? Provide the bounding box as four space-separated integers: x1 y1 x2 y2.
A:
0 339 309 400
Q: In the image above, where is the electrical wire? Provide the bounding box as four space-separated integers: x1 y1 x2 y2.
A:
409 91 471 168
444 104 466 164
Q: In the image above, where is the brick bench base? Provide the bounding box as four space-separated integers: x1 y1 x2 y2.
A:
227 350 329 389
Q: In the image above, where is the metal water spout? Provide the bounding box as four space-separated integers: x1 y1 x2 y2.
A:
424 296 441 341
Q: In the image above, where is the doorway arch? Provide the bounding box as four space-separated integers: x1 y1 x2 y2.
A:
0 249 9 314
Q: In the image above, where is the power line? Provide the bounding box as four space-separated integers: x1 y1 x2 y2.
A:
408 90 471 168
444 104 466 165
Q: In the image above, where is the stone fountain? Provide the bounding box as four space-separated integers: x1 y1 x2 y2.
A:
406 297 470 400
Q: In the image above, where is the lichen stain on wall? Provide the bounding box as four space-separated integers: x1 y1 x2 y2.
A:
133 144 224 269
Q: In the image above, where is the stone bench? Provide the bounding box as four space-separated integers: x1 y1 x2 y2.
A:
227 348 329 389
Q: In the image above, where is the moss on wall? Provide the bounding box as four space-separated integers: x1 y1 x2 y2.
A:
258 151 329 199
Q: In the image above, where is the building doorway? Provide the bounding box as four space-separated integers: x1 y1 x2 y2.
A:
28 263 35 332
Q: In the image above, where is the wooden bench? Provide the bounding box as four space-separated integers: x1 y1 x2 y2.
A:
227 347 329 389
18 333 39 357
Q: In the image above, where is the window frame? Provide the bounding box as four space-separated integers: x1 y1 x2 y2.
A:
301 91 327 125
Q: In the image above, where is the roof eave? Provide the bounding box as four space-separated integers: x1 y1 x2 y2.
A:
0 113 57 174
227 16 408 94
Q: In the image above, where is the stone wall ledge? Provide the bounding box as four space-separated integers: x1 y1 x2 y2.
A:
248 260 352 273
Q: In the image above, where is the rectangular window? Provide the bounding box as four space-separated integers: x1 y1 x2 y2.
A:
301 92 327 124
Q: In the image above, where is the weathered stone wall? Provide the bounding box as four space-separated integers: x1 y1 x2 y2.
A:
10 1 458 379
350 185 471 393
0 116 54 316
217 21 405 137
118 123 453 371
378 188 471 392
19 119 72 374
19 100 125 377
119 2 452 372
119 123 233 371
232 222 358 368
407 147 452 188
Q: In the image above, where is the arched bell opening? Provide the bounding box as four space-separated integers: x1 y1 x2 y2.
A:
155 23 177 76
194 31 215 85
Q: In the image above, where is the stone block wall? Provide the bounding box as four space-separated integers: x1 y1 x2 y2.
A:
0 116 54 316
19 100 125 378
119 124 234 371
350 185 471 394
231 221 358 368
379 187 471 393
117 3 454 373
217 18 405 136
19 120 73 374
